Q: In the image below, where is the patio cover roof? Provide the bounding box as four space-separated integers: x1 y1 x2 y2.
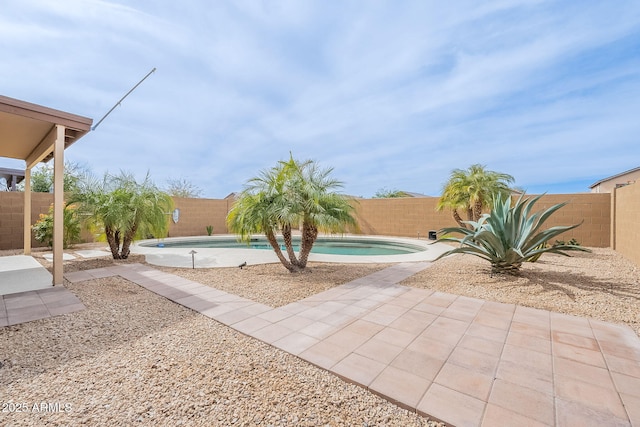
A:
0 94 93 287
0 95 92 167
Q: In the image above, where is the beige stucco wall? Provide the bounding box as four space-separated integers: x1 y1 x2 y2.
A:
612 183 640 265
591 169 640 193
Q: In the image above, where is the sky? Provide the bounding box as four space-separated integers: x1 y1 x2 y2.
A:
1 0 639 198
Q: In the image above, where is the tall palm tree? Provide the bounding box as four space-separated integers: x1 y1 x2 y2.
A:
227 155 356 272
437 164 514 228
71 172 173 259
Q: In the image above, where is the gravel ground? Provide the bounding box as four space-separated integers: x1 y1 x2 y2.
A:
157 263 392 308
1 245 638 426
1 250 441 427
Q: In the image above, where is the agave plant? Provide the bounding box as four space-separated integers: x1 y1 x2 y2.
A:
435 193 590 274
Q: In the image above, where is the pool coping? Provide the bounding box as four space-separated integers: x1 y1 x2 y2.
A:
131 234 454 268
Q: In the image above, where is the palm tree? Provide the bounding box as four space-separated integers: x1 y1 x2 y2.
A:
227 155 356 272
72 172 173 259
437 164 514 228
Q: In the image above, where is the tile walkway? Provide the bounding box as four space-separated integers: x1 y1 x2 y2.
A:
19 262 640 426
0 286 85 327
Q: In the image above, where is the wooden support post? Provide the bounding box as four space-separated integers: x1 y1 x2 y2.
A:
52 125 65 286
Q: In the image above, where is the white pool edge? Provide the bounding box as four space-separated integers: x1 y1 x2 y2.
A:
131 234 453 268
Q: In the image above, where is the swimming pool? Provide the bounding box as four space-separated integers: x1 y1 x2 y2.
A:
132 234 450 268
139 236 425 256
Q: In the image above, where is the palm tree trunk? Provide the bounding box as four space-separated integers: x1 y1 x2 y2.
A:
266 231 299 272
120 224 138 259
297 222 318 269
473 198 483 221
105 225 122 259
452 209 466 228
281 223 299 266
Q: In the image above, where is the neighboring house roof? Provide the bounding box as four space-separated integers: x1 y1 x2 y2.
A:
0 167 25 191
589 166 640 189
401 191 430 198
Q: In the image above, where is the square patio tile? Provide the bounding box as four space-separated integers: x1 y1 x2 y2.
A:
489 378 555 425
232 316 273 335
419 325 464 347
299 340 352 369
390 349 445 381
331 353 387 387
483 403 551 427
417 383 485 427
553 341 607 368
388 310 436 335
610 372 640 398
598 339 640 361
506 330 552 354
354 338 405 364
369 365 432 410
555 374 627 420
298 321 339 340
341 319 385 339
324 328 372 352
250 323 294 345
406 335 456 360
552 331 599 351
472 312 513 330
422 292 457 308
620 393 640 426
501 343 553 371
372 327 417 348
447 346 500 377
275 314 316 331
555 397 631 427
495 359 553 396
466 322 510 343
258 308 293 323
272 332 319 356
554 357 616 389
509 321 551 340
603 353 640 379
458 334 504 357
434 362 494 401
511 305 549 327
214 309 255 326
413 302 445 316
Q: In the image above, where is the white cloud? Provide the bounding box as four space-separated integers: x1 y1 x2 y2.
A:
1 0 639 198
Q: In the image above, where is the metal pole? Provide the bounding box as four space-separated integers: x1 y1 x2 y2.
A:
92 67 157 131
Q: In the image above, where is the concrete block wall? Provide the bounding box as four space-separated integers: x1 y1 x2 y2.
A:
613 183 640 265
0 191 625 252
0 192 54 250
351 194 610 247
168 197 232 237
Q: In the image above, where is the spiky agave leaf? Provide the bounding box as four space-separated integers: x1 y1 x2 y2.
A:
434 193 590 274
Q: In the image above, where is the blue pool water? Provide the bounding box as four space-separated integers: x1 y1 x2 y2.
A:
143 237 425 256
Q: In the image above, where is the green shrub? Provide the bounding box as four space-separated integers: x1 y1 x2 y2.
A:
32 204 81 249
206 225 213 236
435 193 590 274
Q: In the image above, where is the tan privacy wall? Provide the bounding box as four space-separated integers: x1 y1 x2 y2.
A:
0 192 618 250
167 197 233 237
350 194 610 247
612 183 640 265
0 192 53 250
